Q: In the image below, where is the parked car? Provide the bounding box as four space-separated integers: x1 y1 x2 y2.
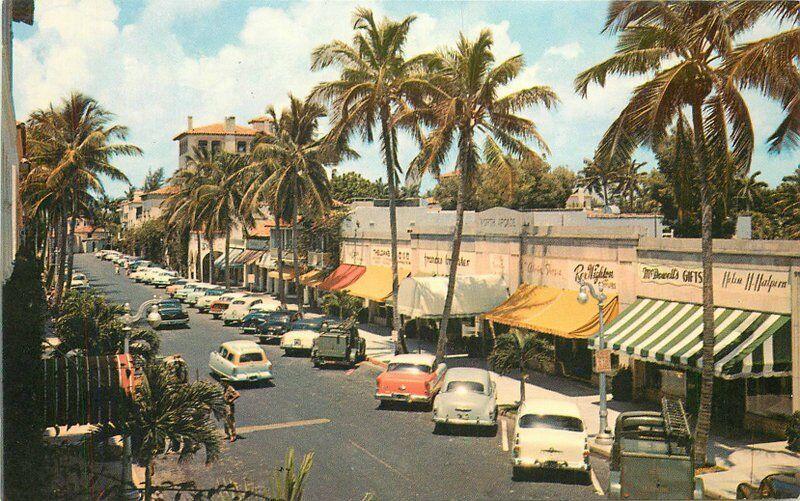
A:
102 250 120 261
375 354 446 406
280 316 326 355
221 296 266 325
512 399 589 479
155 299 189 328
255 310 299 344
186 285 222 306
128 260 152 273
151 271 180 287
70 272 90 288
310 321 366 367
174 282 205 302
196 289 235 314
207 291 250 318
432 367 497 429
130 266 162 282
142 268 175 285
737 473 800 499
240 311 272 334
94 250 108 259
166 279 192 296
248 297 286 313
208 340 273 383
608 401 703 499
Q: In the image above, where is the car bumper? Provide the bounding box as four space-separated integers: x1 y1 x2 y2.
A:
159 318 189 326
512 457 589 471
215 370 273 382
433 415 495 426
375 392 432 403
281 343 313 351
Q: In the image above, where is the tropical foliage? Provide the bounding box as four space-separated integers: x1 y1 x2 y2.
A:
321 290 364 320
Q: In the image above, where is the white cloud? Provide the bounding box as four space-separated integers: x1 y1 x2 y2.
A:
544 41 582 60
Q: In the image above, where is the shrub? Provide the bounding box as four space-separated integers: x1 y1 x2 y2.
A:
611 366 633 401
786 411 800 452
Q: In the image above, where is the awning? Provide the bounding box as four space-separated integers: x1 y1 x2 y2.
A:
317 263 366 291
268 265 300 280
258 253 276 269
232 249 264 266
344 266 410 303
593 298 792 379
300 269 326 287
397 275 509 320
214 248 244 268
484 284 619 339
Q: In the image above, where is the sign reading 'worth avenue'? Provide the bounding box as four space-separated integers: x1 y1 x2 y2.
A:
638 262 791 313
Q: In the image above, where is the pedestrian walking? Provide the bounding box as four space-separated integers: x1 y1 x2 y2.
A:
114 263 120 275
222 382 240 442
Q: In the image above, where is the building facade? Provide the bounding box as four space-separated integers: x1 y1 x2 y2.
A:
173 116 257 170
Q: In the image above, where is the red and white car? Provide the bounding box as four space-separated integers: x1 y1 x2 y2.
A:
375 354 446 406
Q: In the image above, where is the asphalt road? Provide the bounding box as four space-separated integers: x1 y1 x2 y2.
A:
76 254 609 500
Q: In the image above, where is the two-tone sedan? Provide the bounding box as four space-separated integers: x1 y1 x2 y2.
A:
279 316 326 355
209 340 273 384
375 354 447 408
433 367 497 430
155 299 189 328
221 296 266 325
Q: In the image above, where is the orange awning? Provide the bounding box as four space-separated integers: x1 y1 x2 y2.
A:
484 284 619 339
344 266 410 303
317 264 365 291
300 269 326 287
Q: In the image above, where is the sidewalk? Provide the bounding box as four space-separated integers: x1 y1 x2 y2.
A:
357 324 800 499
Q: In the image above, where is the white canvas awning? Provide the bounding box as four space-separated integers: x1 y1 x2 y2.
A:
397 275 509 320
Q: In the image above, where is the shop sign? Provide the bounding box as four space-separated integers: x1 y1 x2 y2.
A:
370 245 412 267
639 263 789 295
595 349 612 373
522 257 619 290
419 250 475 273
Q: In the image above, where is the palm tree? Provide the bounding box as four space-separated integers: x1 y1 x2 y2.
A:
312 8 426 353
184 147 226 283
164 163 206 281
735 170 767 212
410 30 557 365
619 159 648 210
26 92 138 305
724 2 799 153
246 96 337 315
119 362 224 501
575 2 756 465
488 329 547 404
578 156 621 209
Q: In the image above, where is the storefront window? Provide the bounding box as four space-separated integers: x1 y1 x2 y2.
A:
746 377 792 418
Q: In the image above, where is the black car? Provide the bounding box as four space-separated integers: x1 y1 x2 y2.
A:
737 473 800 499
256 311 299 344
240 311 271 334
156 299 189 328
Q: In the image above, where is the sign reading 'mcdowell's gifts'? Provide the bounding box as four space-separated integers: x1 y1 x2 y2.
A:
638 262 791 314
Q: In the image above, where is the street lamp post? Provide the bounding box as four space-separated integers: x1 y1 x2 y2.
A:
119 296 162 499
577 279 613 445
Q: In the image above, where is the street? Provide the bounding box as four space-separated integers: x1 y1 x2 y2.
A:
76 253 609 500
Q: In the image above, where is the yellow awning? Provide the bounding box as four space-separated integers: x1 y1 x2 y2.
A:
268 266 300 280
484 284 619 339
300 269 326 287
344 266 410 303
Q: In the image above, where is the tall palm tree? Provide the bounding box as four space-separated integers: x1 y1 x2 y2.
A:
578 156 622 209
27 92 138 305
247 96 337 315
184 147 225 283
736 170 767 211
620 159 648 210
575 2 756 465
410 30 558 365
119 362 224 501
312 8 426 352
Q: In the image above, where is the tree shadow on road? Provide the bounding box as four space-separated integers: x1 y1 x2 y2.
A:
512 468 592 486
432 422 497 437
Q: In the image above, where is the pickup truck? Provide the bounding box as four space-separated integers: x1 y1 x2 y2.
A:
608 399 704 499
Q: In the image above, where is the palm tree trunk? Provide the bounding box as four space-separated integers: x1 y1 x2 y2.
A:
292 185 303 316
45 213 56 287
691 99 714 467
54 203 69 307
276 218 285 306
519 353 526 403
380 112 407 354
195 230 202 281
208 233 215 284
435 129 472 365
144 461 153 501
224 226 231 287
65 208 77 291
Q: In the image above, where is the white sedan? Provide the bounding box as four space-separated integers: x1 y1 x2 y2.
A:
221 296 266 325
71 272 90 288
512 399 590 478
279 316 327 355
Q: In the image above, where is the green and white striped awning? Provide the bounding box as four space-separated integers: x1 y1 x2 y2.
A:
592 298 792 379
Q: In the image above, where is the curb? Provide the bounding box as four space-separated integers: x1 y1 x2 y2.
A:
367 357 388 368
588 442 611 459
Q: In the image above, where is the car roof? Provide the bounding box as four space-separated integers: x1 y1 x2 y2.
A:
443 367 490 384
388 353 436 366
221 340 264 353
518 399 582 419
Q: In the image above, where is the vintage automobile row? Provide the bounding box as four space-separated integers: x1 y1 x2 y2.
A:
93 249 594 482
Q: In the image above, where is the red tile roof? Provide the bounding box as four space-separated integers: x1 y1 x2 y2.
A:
173 123 257 140
248 116 268 124
145 184 180 197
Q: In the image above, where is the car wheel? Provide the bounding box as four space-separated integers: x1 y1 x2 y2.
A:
512 466 522 481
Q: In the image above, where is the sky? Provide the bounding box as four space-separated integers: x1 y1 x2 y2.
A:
12 0 800 198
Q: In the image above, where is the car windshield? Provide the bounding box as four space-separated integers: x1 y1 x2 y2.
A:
160 300 181 308
73 274 86 280
207 289 225 295
291 320 322 331
268 314 292 324
233 300 245 305
518 414 584 432
387 363 432 373
446 381 484 393
239 352 263 363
